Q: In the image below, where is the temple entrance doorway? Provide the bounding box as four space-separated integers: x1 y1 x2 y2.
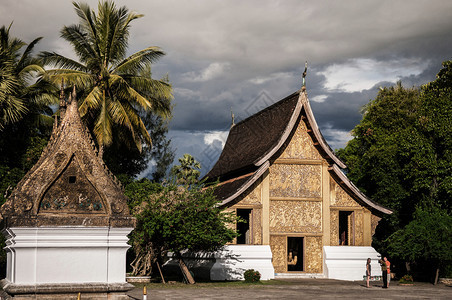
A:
339 211 354 245
287 237 304 271
237 209 252 244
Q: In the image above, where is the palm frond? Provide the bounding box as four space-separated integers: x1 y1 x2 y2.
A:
110 75 152 110
40 51 87 71
126 76 173 117
113 47 165 74
79 85 102 117
60 25 100 64
94 95 113 147
72 1 101 55
16 36 43 71
44 69 95 88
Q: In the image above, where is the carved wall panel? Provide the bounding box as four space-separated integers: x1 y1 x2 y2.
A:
305 236 323 273
269 164 321 198
270 235 287 273
252 208 262 245
279 119 323 160
330 210 339 246
354 210 364 246
330 179 360 207
371 215 382 237
269 200 322 233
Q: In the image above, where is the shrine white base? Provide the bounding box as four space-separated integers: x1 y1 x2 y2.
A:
323 246 382 281
165 245 275 281
211 245 275 280
2 227 132 290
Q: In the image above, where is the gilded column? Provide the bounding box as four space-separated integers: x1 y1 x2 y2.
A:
262 170 270 244
322 162 330 246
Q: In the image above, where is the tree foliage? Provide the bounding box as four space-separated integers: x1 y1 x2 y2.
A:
170 154 201 185
126 178 237 277
337 82 422 231
337 60 452 276
387 205 451 282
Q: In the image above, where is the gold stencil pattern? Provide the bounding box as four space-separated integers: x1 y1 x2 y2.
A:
240 181 262 205
270 235 287 273
371 215 381 237
269 200 322 233
253 208 262 244
354 210 364 246
279 119 323 160
330 210 339 246
305 236 323 273
331 180 360 207
269 164 321 198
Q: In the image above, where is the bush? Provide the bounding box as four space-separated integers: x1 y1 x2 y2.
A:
244 269 261 283
399 274 414 284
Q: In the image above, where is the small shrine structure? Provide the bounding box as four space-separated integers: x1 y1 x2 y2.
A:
0 87 135 299
204 77 392 281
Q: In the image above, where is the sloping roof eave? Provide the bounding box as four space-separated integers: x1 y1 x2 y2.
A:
219 161 270 207
300 92 347 169
329 164 393 215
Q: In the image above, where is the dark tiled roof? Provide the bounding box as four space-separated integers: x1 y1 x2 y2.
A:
206 92 300 180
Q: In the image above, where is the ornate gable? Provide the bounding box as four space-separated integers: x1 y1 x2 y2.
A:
1 87 134 227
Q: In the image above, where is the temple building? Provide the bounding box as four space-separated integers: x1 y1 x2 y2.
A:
0 87 134 299
204 83 392 280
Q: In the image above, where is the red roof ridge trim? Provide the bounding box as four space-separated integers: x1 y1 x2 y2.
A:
216 172 255 187
219 161 270 207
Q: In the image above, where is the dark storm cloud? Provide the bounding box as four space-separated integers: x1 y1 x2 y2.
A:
2 0 452 174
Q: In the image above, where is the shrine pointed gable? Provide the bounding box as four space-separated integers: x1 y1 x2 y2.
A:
1 87 132 227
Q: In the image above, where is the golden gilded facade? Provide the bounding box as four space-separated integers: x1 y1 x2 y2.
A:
208 90 391 275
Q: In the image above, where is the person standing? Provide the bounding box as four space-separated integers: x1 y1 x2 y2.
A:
384 257 391 287
366 258 372 288
379 258 388 288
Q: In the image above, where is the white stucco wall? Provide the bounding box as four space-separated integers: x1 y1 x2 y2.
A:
323 246 382 281
3 227 132 285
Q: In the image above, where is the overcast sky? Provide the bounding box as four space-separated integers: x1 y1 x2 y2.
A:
2 0 452 176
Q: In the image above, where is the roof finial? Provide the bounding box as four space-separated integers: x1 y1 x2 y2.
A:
59 79 66 119
231 108 235 127
71 85 76 103
302 61 308 92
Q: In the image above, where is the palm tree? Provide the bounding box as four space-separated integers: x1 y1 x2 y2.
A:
40 1 172 153
171 154 201 185
0 24 52 130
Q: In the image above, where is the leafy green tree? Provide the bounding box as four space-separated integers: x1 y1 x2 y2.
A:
337 82 422 233
126 178 237 283
40 1 172 153
409 60 452 211
170 154 201 185
337 61 452 277
387 205 452 284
